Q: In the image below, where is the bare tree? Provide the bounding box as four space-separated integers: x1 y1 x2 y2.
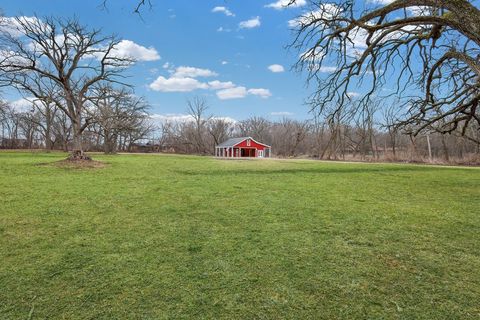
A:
291 0 480 141
0 103 25 148
238 117 272 143
0 100 7 146
0 16 133 160
186 96 210 154
51 111 72 151
382 104 401 158
87 85 151 154
21 100 59 151
272 118 310 157
208 118 234 151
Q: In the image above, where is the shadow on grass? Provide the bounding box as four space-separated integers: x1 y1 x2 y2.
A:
174 165 441 177
36 159 108 169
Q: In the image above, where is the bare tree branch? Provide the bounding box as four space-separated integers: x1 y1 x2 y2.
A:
291 0 480 141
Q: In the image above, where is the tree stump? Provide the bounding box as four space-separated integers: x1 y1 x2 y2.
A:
67 150 92 161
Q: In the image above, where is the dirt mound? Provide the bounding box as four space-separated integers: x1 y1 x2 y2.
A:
44 159 107 169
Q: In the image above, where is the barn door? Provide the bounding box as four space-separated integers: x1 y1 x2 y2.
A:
258 150 264 158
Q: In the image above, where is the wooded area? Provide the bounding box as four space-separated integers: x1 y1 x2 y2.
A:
2 96 479 164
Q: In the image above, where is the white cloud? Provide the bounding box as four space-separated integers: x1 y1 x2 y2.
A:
0 49 31 68
221 61 228 65
406 6 432 16
111 40 160 61
212 116 237 123
148 64 270 99
217 86 248 100
318 66 338 73
0 18 161 64
347 28 370 51
9 97 35 112
239 16 261 29
265 0 306 10
0 16 43 38
248 88 272 98
347 91 360 98
208 80 236 90
217 27 232 32
149 76 208 92
149 74 272 99
150 113 236 124
271 111 294 116
150 113 194 123
288 4 341 28
212 6 235 17
172 66 218 78
268 64 285 73
216 86 272 100
162 62 172 69
366 0 394 4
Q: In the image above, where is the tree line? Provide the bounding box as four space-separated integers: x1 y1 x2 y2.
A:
0 93 152 153
155 97 480 164
2 94 479 163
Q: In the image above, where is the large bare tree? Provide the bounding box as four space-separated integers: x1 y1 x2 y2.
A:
291 0 480 141
0 16 133 159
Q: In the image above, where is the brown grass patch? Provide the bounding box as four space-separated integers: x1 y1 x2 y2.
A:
40 159 107 169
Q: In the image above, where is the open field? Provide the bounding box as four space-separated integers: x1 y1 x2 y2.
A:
1 151 479 319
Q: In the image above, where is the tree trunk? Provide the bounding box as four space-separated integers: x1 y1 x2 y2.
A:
45 107 54 152
45 125 53 151
103 129 111 154
62 137 69 152
441 135 450 162
390 131 396 158
68 119 91 160
409 135 418 161
426 134 433 162
103 131 118 154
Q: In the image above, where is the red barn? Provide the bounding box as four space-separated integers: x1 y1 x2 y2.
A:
215 137 271 158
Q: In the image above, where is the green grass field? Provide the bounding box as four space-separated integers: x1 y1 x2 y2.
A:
1 151 479 319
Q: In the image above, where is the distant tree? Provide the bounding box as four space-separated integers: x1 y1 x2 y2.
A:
291 0 480 141
50 111 72 151
33 101 58 151
238 117 272 143
15 96 60 151
382 104 401 158
0 103 22 148
89 85 152 154
272 118 310 157
208 118 234 150
0 100 9 147
0 16 133 159
17 109 41 148
186 96 211 154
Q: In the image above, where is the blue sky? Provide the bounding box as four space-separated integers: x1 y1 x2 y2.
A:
1 0 314 122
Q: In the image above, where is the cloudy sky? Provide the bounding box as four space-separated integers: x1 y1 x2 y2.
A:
1 0 320 122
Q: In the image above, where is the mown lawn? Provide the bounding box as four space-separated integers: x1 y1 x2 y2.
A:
0 151 479 319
